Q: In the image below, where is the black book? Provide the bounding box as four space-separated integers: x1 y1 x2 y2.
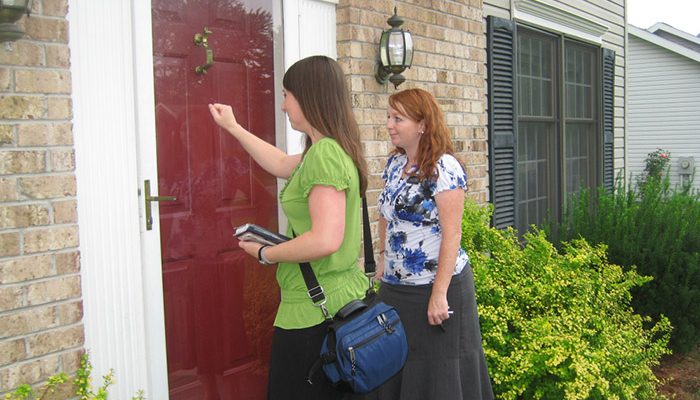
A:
234 223 290 246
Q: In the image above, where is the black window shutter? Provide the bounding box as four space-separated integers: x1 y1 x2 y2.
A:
602 48 615 191
487 16 517 228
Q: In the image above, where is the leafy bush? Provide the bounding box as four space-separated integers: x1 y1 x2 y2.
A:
553 176 700 353
462 202 671 399
3 353 144 400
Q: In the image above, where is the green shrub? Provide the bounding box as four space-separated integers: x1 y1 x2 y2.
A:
553 176 700 353
463 202 671 399
3 353 145 400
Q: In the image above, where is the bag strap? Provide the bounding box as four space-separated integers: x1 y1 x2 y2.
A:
295 196 375 320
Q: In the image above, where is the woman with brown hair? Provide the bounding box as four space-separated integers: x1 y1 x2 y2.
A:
209 55 368 399
372 88 493 399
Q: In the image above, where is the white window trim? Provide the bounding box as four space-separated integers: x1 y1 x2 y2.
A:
513 0 609 44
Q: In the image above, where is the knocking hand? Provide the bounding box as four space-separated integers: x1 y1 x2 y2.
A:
208 103 240 133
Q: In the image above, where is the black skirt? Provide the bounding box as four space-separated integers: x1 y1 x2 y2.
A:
366 267 494 400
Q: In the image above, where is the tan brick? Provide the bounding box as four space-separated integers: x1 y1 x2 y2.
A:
0 306 56 338
17 123 73 146
57 301 82 325
0 285 23 312
24 17 68 43
48 149 74 172
0 339 26 365
61 348 83 372
42 0 69 17
0 42 44 66
51 199 76 224
0 254 53 284
19 175 76 199
0 232 20 257
47 97 71 119
26 275 80 306
15 70 71 94
55 251 79 274
45 44 70 68
0 124 13 145
0 96 46 120
0 68 10 91
22 225 79 254
0 354 61 390
0 177 18 201
0 150 46 174
0 204 50 229
26 325 83 358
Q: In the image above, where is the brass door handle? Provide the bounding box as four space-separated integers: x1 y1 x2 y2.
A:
144 179 177 231
194 27 214 75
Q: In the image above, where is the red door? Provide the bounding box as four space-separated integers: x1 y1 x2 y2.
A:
151 1 279 398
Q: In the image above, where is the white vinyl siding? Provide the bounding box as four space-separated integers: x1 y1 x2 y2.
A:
628 34 700 190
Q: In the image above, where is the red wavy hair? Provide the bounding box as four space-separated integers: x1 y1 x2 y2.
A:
388 88 456 181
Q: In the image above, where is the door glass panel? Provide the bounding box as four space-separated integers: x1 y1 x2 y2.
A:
152 1 280 399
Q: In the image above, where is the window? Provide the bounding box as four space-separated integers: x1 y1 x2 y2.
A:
487 17 615 232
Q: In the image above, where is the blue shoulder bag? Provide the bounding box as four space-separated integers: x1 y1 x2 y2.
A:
300 198 408 394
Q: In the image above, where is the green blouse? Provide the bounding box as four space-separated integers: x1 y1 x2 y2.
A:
275 137 368 328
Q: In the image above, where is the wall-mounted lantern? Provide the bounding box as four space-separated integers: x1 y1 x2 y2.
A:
375 7 413 88
0 0 32 43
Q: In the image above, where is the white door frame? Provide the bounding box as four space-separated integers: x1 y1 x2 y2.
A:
71 1 337 398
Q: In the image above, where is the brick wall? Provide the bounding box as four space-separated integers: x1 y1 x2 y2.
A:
0 0 83 395
336 0 488 244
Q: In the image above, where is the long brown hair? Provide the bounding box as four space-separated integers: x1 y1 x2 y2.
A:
282 56 368 195
388 88 456 181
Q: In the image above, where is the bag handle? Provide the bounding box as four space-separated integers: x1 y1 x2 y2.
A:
296 196 375 320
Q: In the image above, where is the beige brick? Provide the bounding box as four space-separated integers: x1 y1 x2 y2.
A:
57 301 83 325
60 349 83 372
15 70 71 94
0 339 26 365
0 286 23 312
0 204 50 229
0 254 53 284
0 68 10 91
18 175 76 199
48 149 74 172
0 96 46 120
22 225 79 254
52 200 76 224
0 42 44 66
47 97 71 120
0 150 46 174
17 123 73 146
0 306 56 338
26 275 80 306
42 0 69 17
0 354 61 390
26 325 84 358
24 17 68 43
0 177 18 201
0 232 20 257
55 251 79 274
0 124 13 145
45 45 70 68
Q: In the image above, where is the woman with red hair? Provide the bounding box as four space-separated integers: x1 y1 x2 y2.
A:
372 88 493 399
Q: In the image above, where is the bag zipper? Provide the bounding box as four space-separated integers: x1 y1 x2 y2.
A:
345 315 400 376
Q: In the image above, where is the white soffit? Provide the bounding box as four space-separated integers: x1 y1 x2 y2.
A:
629 25 700 63
514 0 609 44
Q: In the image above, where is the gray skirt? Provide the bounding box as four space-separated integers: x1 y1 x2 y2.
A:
366 267 494 400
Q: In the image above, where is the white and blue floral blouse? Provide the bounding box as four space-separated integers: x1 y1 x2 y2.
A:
378 153 470 285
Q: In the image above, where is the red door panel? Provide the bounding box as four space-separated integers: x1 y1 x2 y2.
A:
152 1 278 398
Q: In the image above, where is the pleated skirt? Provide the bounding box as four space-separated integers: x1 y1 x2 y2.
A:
365 267 494 400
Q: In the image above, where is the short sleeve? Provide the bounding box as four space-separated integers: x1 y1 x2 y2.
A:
298 139 353 197
434 154 467 195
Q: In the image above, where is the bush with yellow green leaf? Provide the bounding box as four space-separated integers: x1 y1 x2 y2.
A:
462 201 672 399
